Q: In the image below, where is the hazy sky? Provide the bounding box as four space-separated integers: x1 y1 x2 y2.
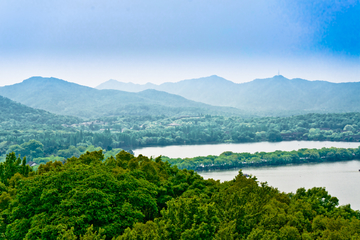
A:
0 0 359 87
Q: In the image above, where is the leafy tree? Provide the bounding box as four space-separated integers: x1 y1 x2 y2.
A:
1 150 360 239
0 152 31 185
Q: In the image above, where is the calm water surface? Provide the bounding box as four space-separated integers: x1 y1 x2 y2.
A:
134 141 360 158
134 141 360 210
199 160 360 210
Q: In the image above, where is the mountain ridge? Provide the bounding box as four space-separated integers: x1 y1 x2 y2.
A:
96 75 360 114
0 77 245 119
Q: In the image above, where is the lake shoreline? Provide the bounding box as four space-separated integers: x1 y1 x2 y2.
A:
134 140 360 159
162 145 360 171
132 139 360 151
194 158 360 172
198 160 360 210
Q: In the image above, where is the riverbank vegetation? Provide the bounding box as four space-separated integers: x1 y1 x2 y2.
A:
1 150 360 239
2 108 360 164
162 146 360 171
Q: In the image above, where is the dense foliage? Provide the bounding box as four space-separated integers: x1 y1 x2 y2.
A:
61 112 360 149
0 150 359 239
163 146 360 171
0 95 81 162
2 107 360 165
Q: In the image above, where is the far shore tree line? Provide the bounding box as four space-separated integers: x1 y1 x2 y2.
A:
2 112 360 163
162 146 360 171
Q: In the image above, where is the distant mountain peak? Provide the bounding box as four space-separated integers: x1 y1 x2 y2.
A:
273 75 289 81
96 79 158 91
274 75 286 79
207 74 222 79
105 79 119 83
178 75 235 86
22 76 70 85
25 76 60 81
193 75 227 80
252 75 290 83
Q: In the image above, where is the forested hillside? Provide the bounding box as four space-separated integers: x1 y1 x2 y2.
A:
0 95 79 126
97 75 360 115
0 77 244 118
0 96 81 161
1 150 359 239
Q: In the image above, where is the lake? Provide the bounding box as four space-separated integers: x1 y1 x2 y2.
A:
134 141 360 210
200 160 360 210
134 141 360 159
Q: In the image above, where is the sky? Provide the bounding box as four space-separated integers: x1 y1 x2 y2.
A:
0 0 359 87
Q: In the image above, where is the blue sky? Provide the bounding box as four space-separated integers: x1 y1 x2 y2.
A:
0 0 359 87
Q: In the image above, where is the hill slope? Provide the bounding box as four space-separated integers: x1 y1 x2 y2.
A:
97 75 360 114
0 95 79 126
0 77 244 118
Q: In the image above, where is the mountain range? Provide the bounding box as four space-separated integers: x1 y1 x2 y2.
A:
97 75 360 114
0 77 243 119
2 75 360 119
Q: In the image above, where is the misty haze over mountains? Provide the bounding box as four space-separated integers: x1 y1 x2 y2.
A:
0 77 243 119
1 75 360 119
97 75 360 114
